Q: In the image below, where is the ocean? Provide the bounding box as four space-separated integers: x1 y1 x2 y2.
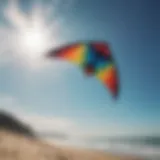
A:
42 135 160 160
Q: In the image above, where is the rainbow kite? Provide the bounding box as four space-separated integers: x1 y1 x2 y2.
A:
46 41 119 98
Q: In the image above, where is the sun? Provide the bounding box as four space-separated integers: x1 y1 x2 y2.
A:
21 28 46 59
16 23 53 68
1 0 66 70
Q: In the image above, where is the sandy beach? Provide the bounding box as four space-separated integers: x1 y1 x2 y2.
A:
0 130 144 160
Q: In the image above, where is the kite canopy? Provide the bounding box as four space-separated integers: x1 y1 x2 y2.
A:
46 41 119 98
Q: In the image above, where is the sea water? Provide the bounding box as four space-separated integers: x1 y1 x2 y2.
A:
43 136 160 160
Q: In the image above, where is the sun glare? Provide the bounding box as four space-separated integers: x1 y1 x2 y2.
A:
17 25 50 68
21 29 45 56
1 0 67 70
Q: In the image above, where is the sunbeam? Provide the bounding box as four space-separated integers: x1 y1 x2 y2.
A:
0 0 71 70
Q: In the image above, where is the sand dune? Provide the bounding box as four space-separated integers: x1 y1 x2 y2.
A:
0 130 144 160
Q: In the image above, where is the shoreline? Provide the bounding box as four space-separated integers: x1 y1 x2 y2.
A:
44 138 157 159
55 144 145 160
0 130 145 160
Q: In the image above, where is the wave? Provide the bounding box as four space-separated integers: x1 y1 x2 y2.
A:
43 136 160 160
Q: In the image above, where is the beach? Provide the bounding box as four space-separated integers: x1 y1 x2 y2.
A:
0 130 144 160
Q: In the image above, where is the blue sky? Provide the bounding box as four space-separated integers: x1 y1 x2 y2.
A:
0 0 159 137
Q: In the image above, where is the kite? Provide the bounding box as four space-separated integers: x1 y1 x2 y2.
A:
46 41 119 98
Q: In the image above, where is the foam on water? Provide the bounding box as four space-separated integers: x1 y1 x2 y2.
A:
43 137 160 160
